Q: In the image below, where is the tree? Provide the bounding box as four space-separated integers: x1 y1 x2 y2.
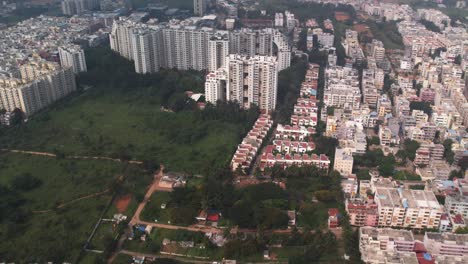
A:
356 169 371 180
314 190 336 202
378 155 396 176
410 101 432 116
454 226 468 234
10 108 24 126
443 139 455 164
10 173 42 191
404 139 420 161
449 170 463 180
369 136 380 145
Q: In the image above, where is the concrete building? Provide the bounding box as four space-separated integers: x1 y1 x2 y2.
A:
110 20 291 73
205 55 278 111
208 32 229 72
445 195 468 218
0 61 76 116
334 147 354 176
346 198 379 227
375 188 443 229
61 0 100 15
58 45 87 74
424 232 468 256
194 0 207 17
130 26 163 74
359 227 417 264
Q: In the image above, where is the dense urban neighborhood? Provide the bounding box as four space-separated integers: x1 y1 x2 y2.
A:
0 0 467 263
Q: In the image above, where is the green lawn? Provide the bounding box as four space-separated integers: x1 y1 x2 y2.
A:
141 192 173 223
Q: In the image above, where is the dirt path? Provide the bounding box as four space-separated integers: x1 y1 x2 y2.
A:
32 189 111 213
0 148 143 164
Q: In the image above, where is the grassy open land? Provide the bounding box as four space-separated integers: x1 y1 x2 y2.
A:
141 192 172 223
0 48 253 175
0 152 144 262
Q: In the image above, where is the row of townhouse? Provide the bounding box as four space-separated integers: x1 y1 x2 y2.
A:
271 140 315 154
260 64 330 171
230 114 273 172
260 148 330 171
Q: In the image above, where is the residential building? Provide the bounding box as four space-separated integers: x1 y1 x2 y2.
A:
0 61 76 116
359 227 416 264
58 45 87 74
61 0 100 15
194 0 206 16
445 195 468 218
231 115 273 172
375 188 443 229
334 147 354 176
346 198 379 227
208 33 229 72
423 232 468 256
205 55 278 111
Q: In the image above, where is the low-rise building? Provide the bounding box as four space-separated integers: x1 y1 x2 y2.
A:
346 198 379 227
359 227 416 264
334 148 354 176
423 232 468 256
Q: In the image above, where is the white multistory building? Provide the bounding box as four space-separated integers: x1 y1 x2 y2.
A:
61 0 100 15
208 32 229 72
194 0 207 17
110 19 291 73
323 66 361 110
0 61 76 116
375 188 443 229
334 147 354 176
205 55 278 111
58 45 87 74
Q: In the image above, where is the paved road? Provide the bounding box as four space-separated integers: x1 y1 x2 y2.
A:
119 250 213 263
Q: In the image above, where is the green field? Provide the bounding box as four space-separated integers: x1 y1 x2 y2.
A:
0 152 140 262
141 192 172 223
0 49 249 175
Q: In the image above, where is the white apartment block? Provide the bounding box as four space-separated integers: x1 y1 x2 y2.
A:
205 55 278 111
58 45 87 74
194 0 207 17
61 0 99 15
0 61 76 116
208 33 229 72
375 188 443 229
274 13 284 27
334 147 353 176
424 232 468 257
131 26 164 74
324 66 361 110
110 19 291 73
